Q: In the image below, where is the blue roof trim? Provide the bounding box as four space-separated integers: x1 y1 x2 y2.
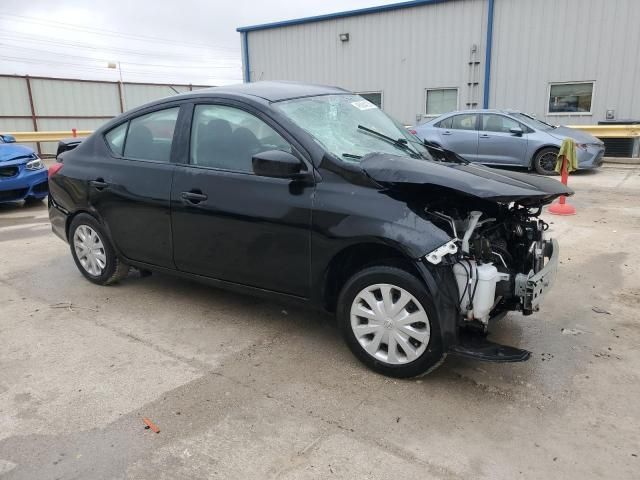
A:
482 0 494 108
237 0 452 32
242 31 251 83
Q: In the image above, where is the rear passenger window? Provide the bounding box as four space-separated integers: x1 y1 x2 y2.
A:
105 122 128 155
450 114 477 131
190 104 291 172
123 107 179 162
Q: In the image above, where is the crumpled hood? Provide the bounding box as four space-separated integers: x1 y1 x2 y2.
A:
360 153 573 205
0 144 36 162
549 126 603 145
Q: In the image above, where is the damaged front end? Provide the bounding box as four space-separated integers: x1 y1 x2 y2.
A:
424 205 559 362
361 153 571 363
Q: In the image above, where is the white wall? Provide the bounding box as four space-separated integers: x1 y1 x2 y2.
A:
490 0 640 124
244 0 640 126
245 0 488 125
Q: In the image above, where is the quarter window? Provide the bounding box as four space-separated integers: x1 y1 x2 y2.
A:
123 107 179 162
548 82 593 114
426 88 458 116
481 114 520 133
450 113 477 131
190 104 291 172
105 122 127 155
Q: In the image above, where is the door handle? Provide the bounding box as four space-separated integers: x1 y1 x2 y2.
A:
480 134 491 138
441 131 453 135
89 179 108 190
181 190 208 204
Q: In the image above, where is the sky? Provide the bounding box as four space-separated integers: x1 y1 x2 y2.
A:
0 0 391 86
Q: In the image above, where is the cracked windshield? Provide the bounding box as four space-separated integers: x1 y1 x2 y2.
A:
276 94 430 162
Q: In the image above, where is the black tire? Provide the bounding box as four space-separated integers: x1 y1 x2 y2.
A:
532 147 560 175
337 265 444 378
68 213 129 285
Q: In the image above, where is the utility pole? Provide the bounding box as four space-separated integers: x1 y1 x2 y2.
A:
108 61 126 112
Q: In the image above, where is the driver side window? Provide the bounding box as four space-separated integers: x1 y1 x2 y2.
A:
190 104 291 172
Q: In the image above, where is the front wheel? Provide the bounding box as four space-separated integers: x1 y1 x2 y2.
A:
337 265 444 378
532 147 560 175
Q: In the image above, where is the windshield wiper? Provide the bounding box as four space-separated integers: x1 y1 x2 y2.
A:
357 125 422 159
342 153 363 159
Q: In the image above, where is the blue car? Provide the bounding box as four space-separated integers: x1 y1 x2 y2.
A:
413 110 605 175
0 134 48 203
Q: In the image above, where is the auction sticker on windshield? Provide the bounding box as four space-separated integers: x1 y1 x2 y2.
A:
351 100 377 110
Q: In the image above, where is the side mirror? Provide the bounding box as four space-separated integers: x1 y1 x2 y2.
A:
1 134 16 143
252 150 306 179
509 127 524 136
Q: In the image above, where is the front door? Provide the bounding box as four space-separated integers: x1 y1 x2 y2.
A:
171 102 314 297
90 105 181 268
476 114 528 166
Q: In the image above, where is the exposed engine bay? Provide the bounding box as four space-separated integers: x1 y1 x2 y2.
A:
424 199 558 331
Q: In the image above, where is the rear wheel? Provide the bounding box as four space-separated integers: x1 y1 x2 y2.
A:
533 147 559 175
69 214 129 285
337 265 444 378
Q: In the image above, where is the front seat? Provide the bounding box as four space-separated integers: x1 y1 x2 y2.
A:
230 127 262 172
195 119 233 168
485 116 505 133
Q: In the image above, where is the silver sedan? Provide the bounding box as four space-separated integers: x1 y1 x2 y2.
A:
413 109 605 175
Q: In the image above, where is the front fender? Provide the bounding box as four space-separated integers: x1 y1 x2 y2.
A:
414 260 460 350
313 179 453 261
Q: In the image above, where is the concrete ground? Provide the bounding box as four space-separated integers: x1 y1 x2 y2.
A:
0 165 638 479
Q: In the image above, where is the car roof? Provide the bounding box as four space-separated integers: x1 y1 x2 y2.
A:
179 81 350 103
440 109 522 116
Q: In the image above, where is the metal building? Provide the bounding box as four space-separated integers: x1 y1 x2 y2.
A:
237 0 640 126
0 75 209 154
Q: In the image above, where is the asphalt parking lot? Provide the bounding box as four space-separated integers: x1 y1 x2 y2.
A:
0 165 639 479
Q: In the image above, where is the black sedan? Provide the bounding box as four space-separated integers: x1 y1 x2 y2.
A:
48 81 570 377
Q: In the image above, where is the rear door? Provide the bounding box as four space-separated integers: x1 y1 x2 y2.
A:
476 114 528 165
90 105 182 268
436 113 479 161
170 101 314 297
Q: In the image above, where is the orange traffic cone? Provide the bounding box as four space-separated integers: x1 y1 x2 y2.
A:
548 153 576 215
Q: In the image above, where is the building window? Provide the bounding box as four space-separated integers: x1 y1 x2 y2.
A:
548 82 593 114
426 88 458 116
356 92 382 108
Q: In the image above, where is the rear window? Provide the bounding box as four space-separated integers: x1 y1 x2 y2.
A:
450 114 477 130
123 107 179 162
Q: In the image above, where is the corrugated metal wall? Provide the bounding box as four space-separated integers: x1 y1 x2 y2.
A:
246 0 488 125
0 75 211 154
490 0 640 124
244 0 640 125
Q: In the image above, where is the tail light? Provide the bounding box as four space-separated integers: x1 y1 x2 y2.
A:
48 162 63 178
408 129 417 135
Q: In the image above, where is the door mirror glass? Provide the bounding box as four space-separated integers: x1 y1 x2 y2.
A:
509 126 524 136
1 134 16 143
252 150 304 178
